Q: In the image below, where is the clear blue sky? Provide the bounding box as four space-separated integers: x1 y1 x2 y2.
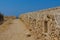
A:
0 0 60 16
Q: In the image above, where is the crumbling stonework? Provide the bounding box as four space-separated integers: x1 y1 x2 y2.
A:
19 7 60 40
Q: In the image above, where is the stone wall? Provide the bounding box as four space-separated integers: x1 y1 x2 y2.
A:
19 7 60 40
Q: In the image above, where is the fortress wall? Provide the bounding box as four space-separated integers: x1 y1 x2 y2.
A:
19 7 60 40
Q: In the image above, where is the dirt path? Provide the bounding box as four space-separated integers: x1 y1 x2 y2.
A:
0 19 34 40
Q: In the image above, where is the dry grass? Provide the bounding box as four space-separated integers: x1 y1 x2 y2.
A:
0 19 13 33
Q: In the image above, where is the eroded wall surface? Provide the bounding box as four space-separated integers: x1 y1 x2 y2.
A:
19 7 60 40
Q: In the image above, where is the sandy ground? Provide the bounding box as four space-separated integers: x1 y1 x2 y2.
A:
0 19 35 40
